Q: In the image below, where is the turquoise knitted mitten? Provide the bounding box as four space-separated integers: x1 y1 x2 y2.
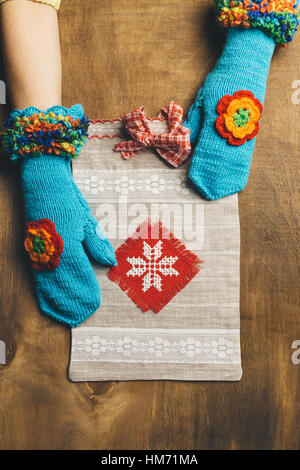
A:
0 104 117 327
185 1 299 200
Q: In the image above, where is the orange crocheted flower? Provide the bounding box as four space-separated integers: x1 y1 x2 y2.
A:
24 219 63 271
216 90 263 146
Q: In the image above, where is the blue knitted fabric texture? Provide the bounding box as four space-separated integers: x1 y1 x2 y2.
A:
185 28 276 200
8 105 117 327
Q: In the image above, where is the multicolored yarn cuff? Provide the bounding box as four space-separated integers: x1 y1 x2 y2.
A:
0 106 89 161
216 1 300 45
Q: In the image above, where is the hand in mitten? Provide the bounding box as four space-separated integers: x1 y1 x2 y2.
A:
1 105 116 327
185 0 299 200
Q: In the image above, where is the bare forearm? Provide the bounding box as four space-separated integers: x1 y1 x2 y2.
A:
0 0 61 109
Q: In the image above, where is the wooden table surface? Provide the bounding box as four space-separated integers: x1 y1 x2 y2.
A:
0 0 299 450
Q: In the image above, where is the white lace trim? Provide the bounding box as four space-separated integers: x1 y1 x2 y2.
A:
74 170 192 197
71 328 241 365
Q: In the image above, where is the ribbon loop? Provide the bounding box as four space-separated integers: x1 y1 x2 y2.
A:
115 102 191 167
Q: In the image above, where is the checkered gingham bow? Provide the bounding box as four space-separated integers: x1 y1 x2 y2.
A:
114 102 191 167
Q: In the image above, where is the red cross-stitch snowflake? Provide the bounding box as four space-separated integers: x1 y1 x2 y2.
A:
108 220 203 313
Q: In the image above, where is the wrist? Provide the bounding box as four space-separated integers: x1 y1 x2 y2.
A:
224 28 276 67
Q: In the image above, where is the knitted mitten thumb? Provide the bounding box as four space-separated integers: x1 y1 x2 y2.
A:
0 104 117 327
185 0 299 200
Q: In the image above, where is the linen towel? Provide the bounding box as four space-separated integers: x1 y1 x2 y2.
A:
69 115 242 381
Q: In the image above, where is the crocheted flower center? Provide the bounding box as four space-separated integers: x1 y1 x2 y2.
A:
233 108 251 128
32 236 45 255
216 90 263 146
25 219 63 271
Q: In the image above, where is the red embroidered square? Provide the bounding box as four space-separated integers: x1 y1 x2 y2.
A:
108 220 203 313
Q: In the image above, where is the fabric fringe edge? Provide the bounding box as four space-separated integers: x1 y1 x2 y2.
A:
107 219 203 314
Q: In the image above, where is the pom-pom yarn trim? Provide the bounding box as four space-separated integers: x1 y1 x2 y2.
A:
0 110 89 161
216 1 300 45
